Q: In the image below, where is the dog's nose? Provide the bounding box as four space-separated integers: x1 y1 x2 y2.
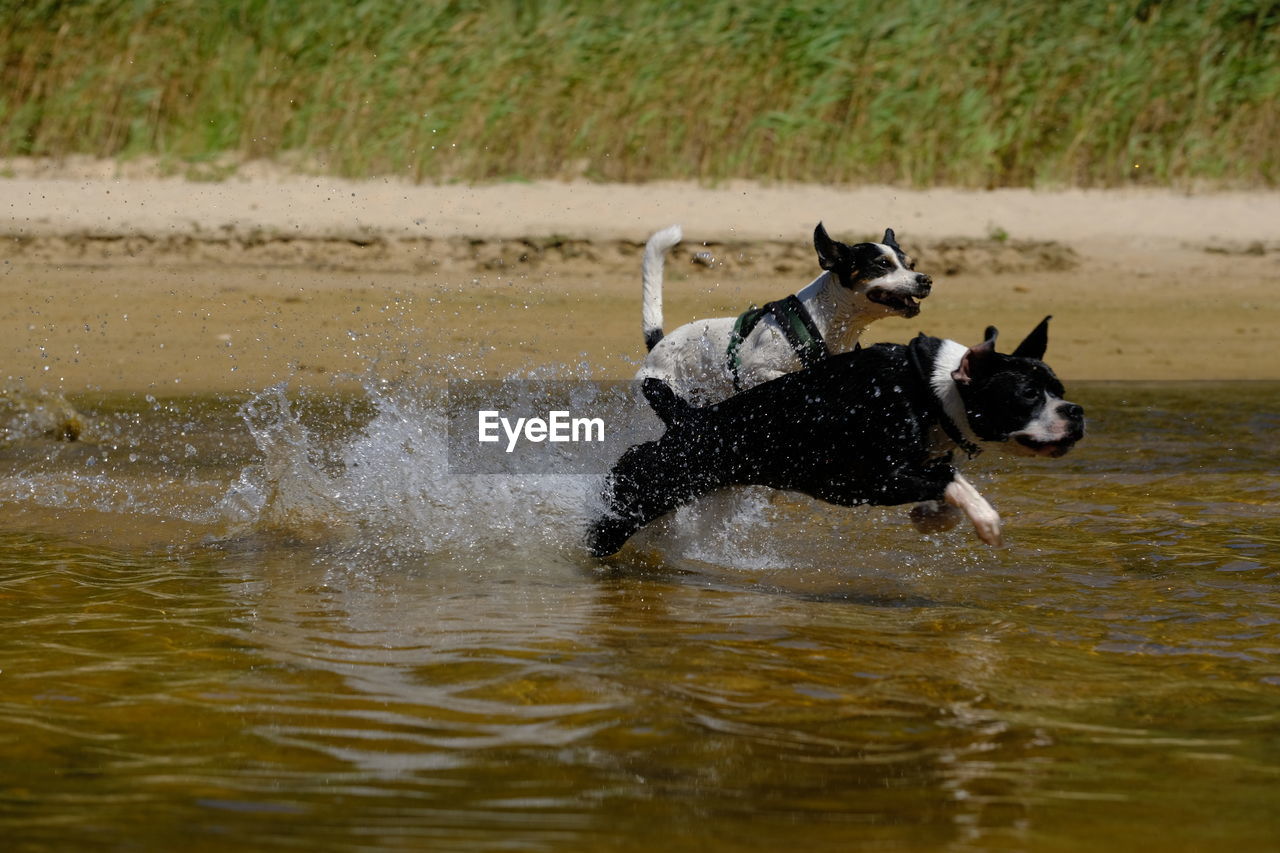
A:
915 273 932 295
1063 403 1086 438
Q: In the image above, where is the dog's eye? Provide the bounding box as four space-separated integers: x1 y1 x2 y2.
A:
1019 385 1041 403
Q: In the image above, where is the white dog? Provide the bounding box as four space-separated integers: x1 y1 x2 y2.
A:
636 223 932 403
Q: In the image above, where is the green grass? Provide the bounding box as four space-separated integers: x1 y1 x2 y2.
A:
1 0 1276 186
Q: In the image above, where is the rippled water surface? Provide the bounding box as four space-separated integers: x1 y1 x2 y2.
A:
1 381 1277 851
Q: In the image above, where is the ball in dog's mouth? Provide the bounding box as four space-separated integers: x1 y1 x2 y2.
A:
867 287 921 317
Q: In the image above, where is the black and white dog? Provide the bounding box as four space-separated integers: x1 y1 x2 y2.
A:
589 317 1084 558
636 223 933 403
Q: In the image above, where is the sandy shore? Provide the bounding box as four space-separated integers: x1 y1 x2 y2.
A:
2 173 1278 394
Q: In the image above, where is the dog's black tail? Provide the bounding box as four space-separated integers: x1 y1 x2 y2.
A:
641 224 682 351
641 377 697 428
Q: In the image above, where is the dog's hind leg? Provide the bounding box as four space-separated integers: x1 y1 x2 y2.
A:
588 471 696 558
587 512 646 558
588 437 719 557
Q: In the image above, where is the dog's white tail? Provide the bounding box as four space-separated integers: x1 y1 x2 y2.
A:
641 224 683 351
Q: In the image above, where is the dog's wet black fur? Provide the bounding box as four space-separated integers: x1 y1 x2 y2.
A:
588 318 1083 557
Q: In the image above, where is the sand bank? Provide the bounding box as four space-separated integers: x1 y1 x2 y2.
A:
2 174 1277 392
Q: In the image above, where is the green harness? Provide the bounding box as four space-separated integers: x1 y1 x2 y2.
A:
726 295 828 391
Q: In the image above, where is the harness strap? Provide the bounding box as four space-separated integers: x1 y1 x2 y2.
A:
772 295 828 369
726 304 768 391
727 296 829 391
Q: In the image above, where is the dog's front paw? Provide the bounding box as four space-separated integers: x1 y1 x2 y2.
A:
909 500 962 534
944 475 1004 547
969 511 1003 547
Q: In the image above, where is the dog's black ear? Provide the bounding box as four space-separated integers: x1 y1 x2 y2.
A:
882 228 900 250
814 222 843 271
953 326 999 385
1012 315 1051 361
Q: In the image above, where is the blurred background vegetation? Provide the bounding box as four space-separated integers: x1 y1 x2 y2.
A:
1 0 1276 186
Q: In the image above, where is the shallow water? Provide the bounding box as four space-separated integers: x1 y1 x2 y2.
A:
1 381 1277 851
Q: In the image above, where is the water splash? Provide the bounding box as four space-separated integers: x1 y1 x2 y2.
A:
217 381 603 563
643 488 787 569
1 388 90 443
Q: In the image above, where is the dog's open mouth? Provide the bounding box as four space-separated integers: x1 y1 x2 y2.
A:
1014 435 1078 458
867 287 921 317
